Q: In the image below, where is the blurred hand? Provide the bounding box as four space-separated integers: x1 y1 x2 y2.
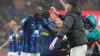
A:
49 37 58 50
50 7 59 15
50 7 56 13
16 37 21 42
49 42 55 50
16 34 21 42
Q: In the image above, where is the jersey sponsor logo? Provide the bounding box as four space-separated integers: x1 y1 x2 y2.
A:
22 19 26 23
31 30 39 37
9 35 13 41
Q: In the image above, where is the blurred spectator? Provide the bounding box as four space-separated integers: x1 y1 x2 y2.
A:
0 27 6 45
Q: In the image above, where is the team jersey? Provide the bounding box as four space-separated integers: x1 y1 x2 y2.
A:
40 22 60 54
8 29 20 52
19 16 48 53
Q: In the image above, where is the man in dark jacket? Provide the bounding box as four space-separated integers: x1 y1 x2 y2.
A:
49 0 88 56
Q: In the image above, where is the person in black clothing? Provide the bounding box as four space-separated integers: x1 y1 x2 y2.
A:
49 0 88 56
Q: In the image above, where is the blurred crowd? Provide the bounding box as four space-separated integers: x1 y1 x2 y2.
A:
0 0 100 47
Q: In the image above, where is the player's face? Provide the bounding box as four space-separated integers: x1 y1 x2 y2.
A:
33 7 42 19
55 19 63 29
10 20 17 29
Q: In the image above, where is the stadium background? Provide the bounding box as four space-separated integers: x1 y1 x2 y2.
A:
0 0 100 56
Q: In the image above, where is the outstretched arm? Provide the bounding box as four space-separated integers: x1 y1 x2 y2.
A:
14 25 23 42
59 0 66 9
14 17 27 41
0 40 8 50
44 25 59 33
57 15 74 39
49 37 58 50
43 18 59 33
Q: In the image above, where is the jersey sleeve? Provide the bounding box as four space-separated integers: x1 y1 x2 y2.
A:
42 18 49 26
19 17 28 26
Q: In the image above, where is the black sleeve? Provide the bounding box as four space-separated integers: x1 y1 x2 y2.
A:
56 16 74 39
58 14 65 21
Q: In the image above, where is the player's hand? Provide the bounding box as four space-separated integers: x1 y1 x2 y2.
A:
16 37 21 42
50 7 59 15
49 42 55 50
16 34 21 42
49 37 58 50
50 7 57 14
50 7 56 12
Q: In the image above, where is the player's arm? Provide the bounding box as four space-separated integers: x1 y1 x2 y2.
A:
42 18 59 32
14 17 27 41
0 40 8 50
44 25 59 33
14 25 23 38
49 16 74 50
49 37 58 50
56 16 74 39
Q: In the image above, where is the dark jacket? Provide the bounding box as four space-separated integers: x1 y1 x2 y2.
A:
58 14 65 21
57 7 88 48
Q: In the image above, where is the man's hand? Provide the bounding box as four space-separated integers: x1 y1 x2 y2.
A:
49 42 55 50
16 34 21 42
49 37 58 50
50 7 56 13
50 7 59 15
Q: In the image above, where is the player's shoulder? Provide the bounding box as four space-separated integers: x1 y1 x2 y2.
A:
21 16 32 22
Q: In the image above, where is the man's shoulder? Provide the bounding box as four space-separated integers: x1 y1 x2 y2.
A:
23 16 34 21
66 13 78 17
66 13 82 20
23 16 33 19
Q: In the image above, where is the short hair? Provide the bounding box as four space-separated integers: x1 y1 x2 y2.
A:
10 19 18 24
11 19 18 22
32 5 41 9
67 0 77 7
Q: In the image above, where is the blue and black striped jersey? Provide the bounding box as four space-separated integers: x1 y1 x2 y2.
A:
19 16 48 53
8 29 20 52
